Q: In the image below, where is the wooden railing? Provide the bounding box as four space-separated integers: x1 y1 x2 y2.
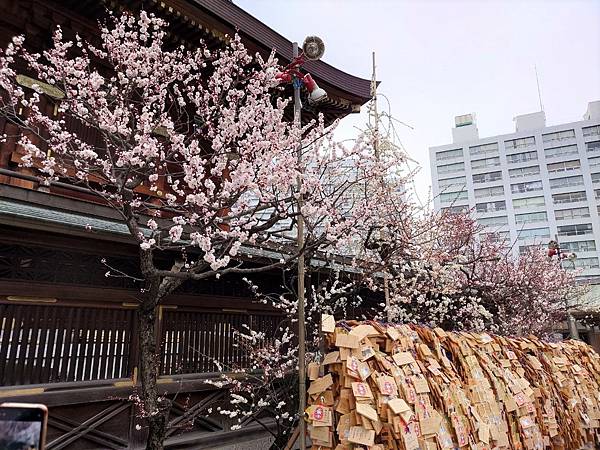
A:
0 303 135 385
0 302 282 387
160 310 281 375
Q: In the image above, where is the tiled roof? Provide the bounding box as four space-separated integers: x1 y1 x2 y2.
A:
191 0 374 101
0 198 129 235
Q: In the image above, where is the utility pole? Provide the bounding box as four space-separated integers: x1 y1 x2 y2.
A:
293 41 307 450
370 52 392 322
274 36 324 450
552 234 580 340
371 52 379 160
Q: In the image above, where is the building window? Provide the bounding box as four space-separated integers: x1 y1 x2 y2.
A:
589 156 600 169
586 141 600 153
512 196 545 209
441 205 469 214
552 191 587 204
481 231 510 242
519 244 542 254
515 211 548 224
478 216 509 227
473 171 502 184
560 240 596 253
505 136 535 151
438 177 467 188
508 165 540 178
544 144 579 159
511 180 543 194
436 148 464 161
547 159 581 173
438 176 467 189
592 173 600 184
471 156 500 170
549 175 584 189
437 162 465 175
596 189 600 200
583 125 600 137
469 142 499 157
554 207 590 221
557 223 593 236
507 151 538 164
542 129 575 143
474 185 504 198
517 227 550 240
439 190 469 204
567 257 600 270
576 276 600 284
475 200 506 213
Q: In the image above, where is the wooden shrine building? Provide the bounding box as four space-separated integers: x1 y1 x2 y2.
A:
0 0 373 448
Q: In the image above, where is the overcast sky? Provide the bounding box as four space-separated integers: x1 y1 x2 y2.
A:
236 0 600 202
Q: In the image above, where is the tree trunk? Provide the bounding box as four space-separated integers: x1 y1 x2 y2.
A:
138 300 169 450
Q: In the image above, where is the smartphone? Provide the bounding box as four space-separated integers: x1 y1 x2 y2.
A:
0 403 48 450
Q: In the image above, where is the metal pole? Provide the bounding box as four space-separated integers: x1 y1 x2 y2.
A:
555 234 579 340
371 52 379 161
293 42 307 450
370 52 391 322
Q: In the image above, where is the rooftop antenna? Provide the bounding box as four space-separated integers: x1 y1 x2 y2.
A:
535 64 544 112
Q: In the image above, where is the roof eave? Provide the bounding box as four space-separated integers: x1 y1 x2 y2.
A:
187 0 374 103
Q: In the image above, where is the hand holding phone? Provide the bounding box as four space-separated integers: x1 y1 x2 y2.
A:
0 403 48 450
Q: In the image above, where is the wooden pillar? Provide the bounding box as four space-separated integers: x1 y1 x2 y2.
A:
589 328 600 354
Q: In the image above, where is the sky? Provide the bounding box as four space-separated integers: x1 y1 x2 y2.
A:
236 0 600 202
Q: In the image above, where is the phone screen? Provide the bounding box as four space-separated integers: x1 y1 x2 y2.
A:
0 406 45 450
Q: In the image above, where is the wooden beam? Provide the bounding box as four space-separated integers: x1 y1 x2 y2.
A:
47 402 130 449
166 390 224 437
48 409 128 449
0 280 277 311
284 425 300 450
0 373 252 406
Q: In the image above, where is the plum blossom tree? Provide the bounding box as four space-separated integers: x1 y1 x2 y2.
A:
379 211 584 336
466 243 585 336
211 205 586 447
196 98 586 446
0 16 306 448
0 10 406 449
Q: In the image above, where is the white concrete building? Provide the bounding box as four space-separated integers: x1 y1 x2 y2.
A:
429 101 600 281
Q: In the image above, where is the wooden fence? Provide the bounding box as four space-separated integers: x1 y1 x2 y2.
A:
0 302 282 386
160 310 281 375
